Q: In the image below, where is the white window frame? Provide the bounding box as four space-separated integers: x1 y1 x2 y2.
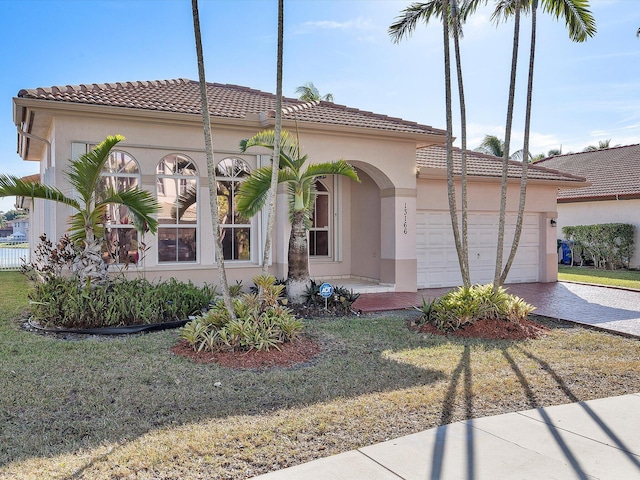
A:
156 153 199 264
215 157 254 263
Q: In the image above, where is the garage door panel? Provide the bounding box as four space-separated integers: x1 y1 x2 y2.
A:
417 211 541 288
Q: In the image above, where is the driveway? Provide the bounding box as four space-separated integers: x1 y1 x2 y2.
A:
353 282 640 338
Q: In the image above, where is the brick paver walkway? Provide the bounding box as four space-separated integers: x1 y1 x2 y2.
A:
353 282 640 338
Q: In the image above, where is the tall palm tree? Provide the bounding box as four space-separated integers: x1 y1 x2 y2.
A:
389 0 477 287
493 0 595 287
0 135 159 284
261 0 284 276
295 82 334 102
237 129 359 303
191 0 235 318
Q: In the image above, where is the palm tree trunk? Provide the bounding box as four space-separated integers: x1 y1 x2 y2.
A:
191 0 235 319
500 1 536 285
494 0 521 289
262 0 284 276
451 0 470 287
287 209 310 303
443 2 465 287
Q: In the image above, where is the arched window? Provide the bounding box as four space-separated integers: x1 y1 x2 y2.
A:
99 150 141 264
310 180 330 257
156 154 198 263
216 158 251 261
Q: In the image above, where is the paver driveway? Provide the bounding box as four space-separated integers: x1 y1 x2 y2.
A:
353 282 640 338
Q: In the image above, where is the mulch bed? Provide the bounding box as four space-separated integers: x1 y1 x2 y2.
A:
413 317 549 340
170 336 322 369
171 316 548 369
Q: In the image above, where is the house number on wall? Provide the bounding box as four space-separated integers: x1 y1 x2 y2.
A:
403 203 408 234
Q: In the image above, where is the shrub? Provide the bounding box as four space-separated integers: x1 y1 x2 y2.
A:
28 277 216 329
21 234 78 283
563 224 635 269
179 275 304 352
303 279 360 314
416 284 535 332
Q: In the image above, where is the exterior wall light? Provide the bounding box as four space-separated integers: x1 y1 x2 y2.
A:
550 219 557 227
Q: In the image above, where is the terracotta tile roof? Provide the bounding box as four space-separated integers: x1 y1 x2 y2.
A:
17 78 444 136
416 145 586 183
535 144 640 201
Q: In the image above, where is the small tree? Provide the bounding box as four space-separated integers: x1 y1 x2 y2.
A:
237 129 359 303
0 135 159 285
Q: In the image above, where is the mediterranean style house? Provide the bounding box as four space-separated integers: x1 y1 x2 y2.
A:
537 144 640 268
12 79 585 291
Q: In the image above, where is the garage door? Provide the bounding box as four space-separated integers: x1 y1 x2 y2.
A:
416 211 540 288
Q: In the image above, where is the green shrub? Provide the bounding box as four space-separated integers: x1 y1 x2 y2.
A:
180 275 304 352
28 277 216 329
416 284 535 332
563 224 635 269
303 280 360 313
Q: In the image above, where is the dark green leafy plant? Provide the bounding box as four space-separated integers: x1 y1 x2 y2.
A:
179 274 303 352
563 224 635 269
28 277 216 329
303 280 360 314
416 284 535 332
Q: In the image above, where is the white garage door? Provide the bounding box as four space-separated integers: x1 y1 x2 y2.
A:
416 211 540 288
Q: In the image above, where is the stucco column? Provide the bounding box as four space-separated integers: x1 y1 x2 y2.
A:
541 212 559 283
380 188 417 292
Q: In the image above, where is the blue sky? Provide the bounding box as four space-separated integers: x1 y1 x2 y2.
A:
1 0 639 213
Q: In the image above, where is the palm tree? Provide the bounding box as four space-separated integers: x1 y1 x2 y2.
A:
191 0 235 318
0 135 159 284
237 129 359 303
475 134 506 157
261 0 284 276
295 82 334 102
389 0 477 287
476 134 532 160
492 0 595 287
583 139 616 151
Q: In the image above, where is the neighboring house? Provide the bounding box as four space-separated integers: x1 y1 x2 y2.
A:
12 79 585 290
537 145 640 268
10 218 29 237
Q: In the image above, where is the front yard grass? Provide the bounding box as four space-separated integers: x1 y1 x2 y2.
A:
558 265 640 289
1 271 639 479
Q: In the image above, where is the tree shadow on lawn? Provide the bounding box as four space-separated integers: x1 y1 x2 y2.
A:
0 314 446 469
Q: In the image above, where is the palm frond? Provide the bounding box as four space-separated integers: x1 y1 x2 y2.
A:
236 166 276 218
0 175 79 209
239 130 299 170
302 160 360 183
97 188 159 234
541 0 596 42
389 1 443 43
67 135 125 203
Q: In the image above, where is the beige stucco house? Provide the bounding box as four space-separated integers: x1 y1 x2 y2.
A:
12 78 585 291
537 145 640 268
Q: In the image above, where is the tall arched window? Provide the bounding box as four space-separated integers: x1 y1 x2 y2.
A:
216 158 251 261
156 154 198 263
99 150 141 264
310 180 330 257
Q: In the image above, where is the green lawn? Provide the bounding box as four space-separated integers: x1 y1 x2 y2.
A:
1 271 640 479
558 265 640 289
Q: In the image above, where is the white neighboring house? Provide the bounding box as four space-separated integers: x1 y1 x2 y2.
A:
12 79 586 290
536 144 640 268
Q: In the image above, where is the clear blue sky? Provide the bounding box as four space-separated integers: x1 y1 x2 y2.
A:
1 0 639 213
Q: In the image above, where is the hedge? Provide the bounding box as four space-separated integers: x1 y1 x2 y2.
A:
562 223 635 269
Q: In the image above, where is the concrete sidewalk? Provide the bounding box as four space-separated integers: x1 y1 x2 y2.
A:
253 393 640 479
